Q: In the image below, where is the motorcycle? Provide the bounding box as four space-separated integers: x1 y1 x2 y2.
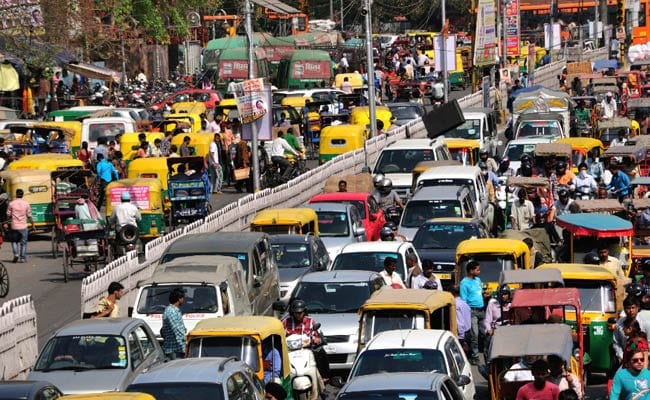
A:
110 224 140 259
286 323 325 400
576 186 595 200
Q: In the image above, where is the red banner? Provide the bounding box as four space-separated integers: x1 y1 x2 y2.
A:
506 0 520 57
291 60 330 79
219 60 257 79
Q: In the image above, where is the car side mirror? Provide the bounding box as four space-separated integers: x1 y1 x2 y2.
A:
354 226 366 237
312 322 321 331
272 301 286 312
128 307 134 317
456 375 471 387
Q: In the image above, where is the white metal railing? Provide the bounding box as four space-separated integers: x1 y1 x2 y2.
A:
0 295 37 380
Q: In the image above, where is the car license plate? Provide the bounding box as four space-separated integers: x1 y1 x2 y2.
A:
324 345 336 353
437 273 452 280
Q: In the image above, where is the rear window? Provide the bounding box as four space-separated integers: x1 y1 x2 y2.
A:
127 383 224 400
137 285 218 314
350 349 446 377
402 200 462 227
375 149 435 174
160 252 249 276
333 252 404 279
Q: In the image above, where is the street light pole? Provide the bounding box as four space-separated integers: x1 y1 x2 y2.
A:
364 0 376 168
245 0 261 191
442 0 448 103
503 0 508 68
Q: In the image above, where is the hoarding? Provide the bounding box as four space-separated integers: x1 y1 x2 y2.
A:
474 0 498 66
505 0 520 57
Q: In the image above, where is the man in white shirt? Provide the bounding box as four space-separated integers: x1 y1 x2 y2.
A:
109 192 141 233
136 69 147 84
340 77 353 94
503 355 539 382
610 129 627 147
209 133 223 194
431 78 444 102
600 92 617 119
339 54 349 73
271 131 300 181
379 257 406 288
412 260 442 290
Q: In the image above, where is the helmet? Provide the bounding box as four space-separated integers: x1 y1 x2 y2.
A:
556 160 567 170
380 178 393 191
557 187 570 197
289 299 307 313
626 282 644 298
520 154 533 164
380 227 394 240
583 252 600 265
479 148 489 155
121 192 131 201
373 174 385 187
498 284 512 297
383 221 397 230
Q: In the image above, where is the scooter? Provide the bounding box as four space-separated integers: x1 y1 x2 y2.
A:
286 324 325 400
576 186 595 200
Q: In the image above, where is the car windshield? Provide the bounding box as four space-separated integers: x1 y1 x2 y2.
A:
317 211 350 237
461 255 515 283
333 252 404 280
375 149 435 174
34 335 127 371
418 178 476 198
504 143 537 161
272 243 312 268
128 383 225 400
444 118 481 139
516 121 561 137
565 280 616 313
161 252 249 276
339 391 439 400
361 311 426 344
186 336 260 371
350 349 446 377
402 200 462 228
413 223 478 249
389 106 423 120
137 285 219 314
294 281 373 313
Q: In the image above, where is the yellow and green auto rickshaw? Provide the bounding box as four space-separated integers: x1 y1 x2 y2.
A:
444 138 481 166
349 106 392 132
7 153 85 171
251 208 319 235
0 169 54 232
7 121 81 156
358 288 457 351
171 101 208 116
186 316 293 399
555 137 604 174
318 124 366 164
120 132 165 161
170 132 214 158
126 157 170 212
164 113 202 133
105 178 165 255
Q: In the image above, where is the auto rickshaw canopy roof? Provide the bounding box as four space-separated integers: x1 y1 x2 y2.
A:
510 287 581 309
631 176 650 186
411 160 462 173
598 117 633 130
251 208 318 226
627 97 650 108
572 199 625 213
443 138 481 150
360 288 455 311
506 176 550 189
534 143 572 158
189 316 286 338
498 268 564 287
487 324 574 362
537 263 617 282
556 213 633 237
0 169 52 184
555 137 604 153
456 238 529 257
7 154 84 171
603 143 646 159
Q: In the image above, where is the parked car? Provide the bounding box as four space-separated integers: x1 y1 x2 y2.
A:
287 270 385 370
270 234 331 304
335 372 465 400
305 202 367 259
330 241 421 285
387 102 425 126
412 218 490 288
309 192 386 241
150 89 222 111
348 329 475 400
0 381 63 400
29 318 164 394
126 358 263 400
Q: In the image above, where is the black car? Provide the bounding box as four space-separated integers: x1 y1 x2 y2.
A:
387 102 425 126
412 218 490 288
269 234 330 304
0 381 62 400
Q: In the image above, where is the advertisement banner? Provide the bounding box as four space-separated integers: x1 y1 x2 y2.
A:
433 35 457 72
219 60 256 80
109 186 150 210
234 78 268 125
505 0 520 57
242 83 273 141
291 60 331 79
474 0 498 66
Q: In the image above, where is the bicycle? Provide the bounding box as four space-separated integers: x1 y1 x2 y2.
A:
260 156 309 189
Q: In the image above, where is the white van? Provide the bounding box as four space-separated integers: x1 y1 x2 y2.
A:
373 138 451 200
443 108 499 157
414 165 489 227
81 116 137 153
130 255 252 340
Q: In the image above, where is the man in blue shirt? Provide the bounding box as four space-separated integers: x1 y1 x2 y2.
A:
95 153 118 209
161 288 187 360
262 342 282 383
610 348 650 400
459 260 485 365
606 162 631 201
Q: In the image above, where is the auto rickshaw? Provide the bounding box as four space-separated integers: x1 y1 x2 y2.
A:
280 96 314 111
186 316 292 399
7 153 85 171
171 101 207 116
105 178 165 255
571 199 626 215
0 169 55 232
215 97 237 119
596 117 636 148
448 52 467 90
334 73 364 91
556 213 633 276
602 143 647 179
153 119 192 135
357 288 457 351
498 268 565 290
167 156 211 228
537 263 620 375
555 137 604 174
127 157 170 212
251 208 319 235
455 238 531 293
170 132 214 158
8 122 80 155
349 106 392 133
119 132 164 161
443 138 480 166
626 97 650 120
410 160 462 194
533 143 573 172
318 124 366 164
163 113 202 133
487 324 578 400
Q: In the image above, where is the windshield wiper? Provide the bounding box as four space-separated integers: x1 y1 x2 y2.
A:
39 365 95 372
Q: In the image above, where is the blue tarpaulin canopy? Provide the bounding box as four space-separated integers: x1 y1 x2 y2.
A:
556 213 633 237
593 59 618 70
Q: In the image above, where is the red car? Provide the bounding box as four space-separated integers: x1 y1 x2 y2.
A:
150 89 222 111
308 192 386 241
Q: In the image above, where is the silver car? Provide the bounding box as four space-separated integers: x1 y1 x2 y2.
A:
305 203 367 260
29 318 164 394
336 372 466 400
290 270 385 370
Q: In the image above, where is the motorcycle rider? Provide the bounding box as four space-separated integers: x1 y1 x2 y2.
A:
379 226 395 241
383 221 407 242
479 149 498 173
108 192 141 236
573 162 598 198
282 299 330 383
497 157 515 177
372 178 404 212
483 285 512 361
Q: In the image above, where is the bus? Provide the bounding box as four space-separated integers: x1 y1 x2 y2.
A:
276 50 333 89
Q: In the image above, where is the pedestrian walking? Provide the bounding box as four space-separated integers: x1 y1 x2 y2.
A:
515 359 560 400
209 133 224 194
161 288 186 360
459 260 485 365
6 188 34 263
450 286 472 355
92 281 125 318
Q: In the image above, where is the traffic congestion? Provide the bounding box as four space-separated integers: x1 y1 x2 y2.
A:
3 0 650 398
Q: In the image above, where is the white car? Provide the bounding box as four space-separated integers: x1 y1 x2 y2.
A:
502 136 557 173
330 241 421 285
348 329 476 400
